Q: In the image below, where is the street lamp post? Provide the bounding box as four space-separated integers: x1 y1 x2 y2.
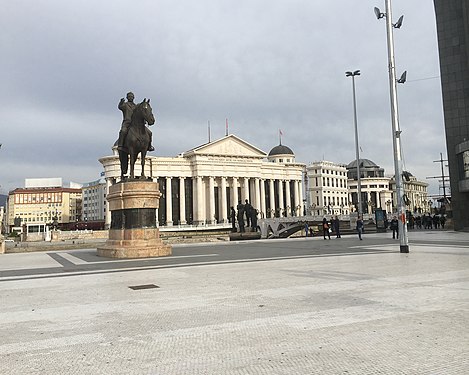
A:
375 0 409 253
345 70 362 218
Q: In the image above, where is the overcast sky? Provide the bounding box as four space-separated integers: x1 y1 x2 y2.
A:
0 1 446 196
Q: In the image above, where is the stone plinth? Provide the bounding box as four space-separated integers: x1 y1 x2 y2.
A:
97 180 171 258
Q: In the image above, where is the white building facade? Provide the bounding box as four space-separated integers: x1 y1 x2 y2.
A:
306 161 349 216
81 178 107 222
99 135 306 228
346 159 428 215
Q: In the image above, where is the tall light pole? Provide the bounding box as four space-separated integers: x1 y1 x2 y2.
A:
345 70 362 217
375 1 409 253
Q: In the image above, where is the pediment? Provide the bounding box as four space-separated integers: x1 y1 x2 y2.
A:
184 135 267 158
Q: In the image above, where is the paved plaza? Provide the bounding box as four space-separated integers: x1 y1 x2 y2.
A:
0 230 468 374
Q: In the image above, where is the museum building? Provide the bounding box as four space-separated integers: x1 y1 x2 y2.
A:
99 134 306 228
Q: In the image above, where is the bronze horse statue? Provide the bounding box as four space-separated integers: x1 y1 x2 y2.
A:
118 99 155 179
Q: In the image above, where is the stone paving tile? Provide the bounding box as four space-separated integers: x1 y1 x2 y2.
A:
0 232 468 374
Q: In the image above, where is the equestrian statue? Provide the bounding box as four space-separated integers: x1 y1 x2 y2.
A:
117 92 156 179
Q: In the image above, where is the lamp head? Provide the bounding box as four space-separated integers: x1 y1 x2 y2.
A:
393 15 404 29
345 70 360 77
397 70 407 84
374 7 385 19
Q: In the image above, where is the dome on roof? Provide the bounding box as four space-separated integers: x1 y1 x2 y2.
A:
268 144 294 156
346 158 379 169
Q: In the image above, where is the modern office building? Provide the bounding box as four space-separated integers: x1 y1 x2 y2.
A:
434 0 469 229
100 134 306 227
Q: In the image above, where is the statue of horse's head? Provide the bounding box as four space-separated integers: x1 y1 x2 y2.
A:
137 98 155 125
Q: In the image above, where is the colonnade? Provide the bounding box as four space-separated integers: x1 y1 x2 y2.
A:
166 176 304 226
105 175 304 227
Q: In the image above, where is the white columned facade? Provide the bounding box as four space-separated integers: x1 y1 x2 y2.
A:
269 179 275 217
254 178 261 212
99 134 307 228
278 180 284 215
220 177 227 223
196 176 205 224
285 180 291 217
294 180 300 216
243 177 249 203
260 179 266 218
208 176 215 224
166 177 173 226
179 177 186 225
298 179 304 216
232 177 238 207
105 178 112 228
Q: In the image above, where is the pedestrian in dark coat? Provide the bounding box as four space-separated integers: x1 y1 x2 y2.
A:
390 216 399 239
333 215 341 238
322 218 331 240
356 216 364 240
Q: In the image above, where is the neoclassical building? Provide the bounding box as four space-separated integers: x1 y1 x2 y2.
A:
305 161 349 216
346 159 429 214
99 135 306 228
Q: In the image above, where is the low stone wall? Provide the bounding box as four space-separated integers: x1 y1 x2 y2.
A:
25 230 108 242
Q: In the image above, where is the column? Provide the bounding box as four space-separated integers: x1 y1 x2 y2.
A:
195 176 205 224
179 177 186 225
232 177 238 207
269 179 275 217
294 180 300 216
298 179 304 216
105 178 112 229
220 177 227 223
285 180 291 217
278 180 284 216
208 176 215 224
254 178 260 212
166 177 173 226
260 179 266 218
154 177 159 226
243 177 250 203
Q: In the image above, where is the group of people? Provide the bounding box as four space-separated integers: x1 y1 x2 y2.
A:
408 213 446 230
388 213 447 240
230 200 259 233
321 216 364 240
321 216 343 240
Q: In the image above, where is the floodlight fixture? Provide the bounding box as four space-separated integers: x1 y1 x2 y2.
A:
393 15 404 29
374 7 385 19
345 70 360 77
397 70 407 83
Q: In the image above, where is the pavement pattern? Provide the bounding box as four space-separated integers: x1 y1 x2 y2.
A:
0 230 468 374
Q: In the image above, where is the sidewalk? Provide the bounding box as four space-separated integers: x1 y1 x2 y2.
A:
0 231 468 374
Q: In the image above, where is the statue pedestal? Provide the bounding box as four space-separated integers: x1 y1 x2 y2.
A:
97 180 171 259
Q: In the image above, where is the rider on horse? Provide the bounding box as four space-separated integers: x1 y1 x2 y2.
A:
117 92 154 152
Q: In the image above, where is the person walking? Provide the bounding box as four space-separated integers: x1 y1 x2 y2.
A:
356 216 364 240
333 215 341 238
322 218 331 240
390 216 399 239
